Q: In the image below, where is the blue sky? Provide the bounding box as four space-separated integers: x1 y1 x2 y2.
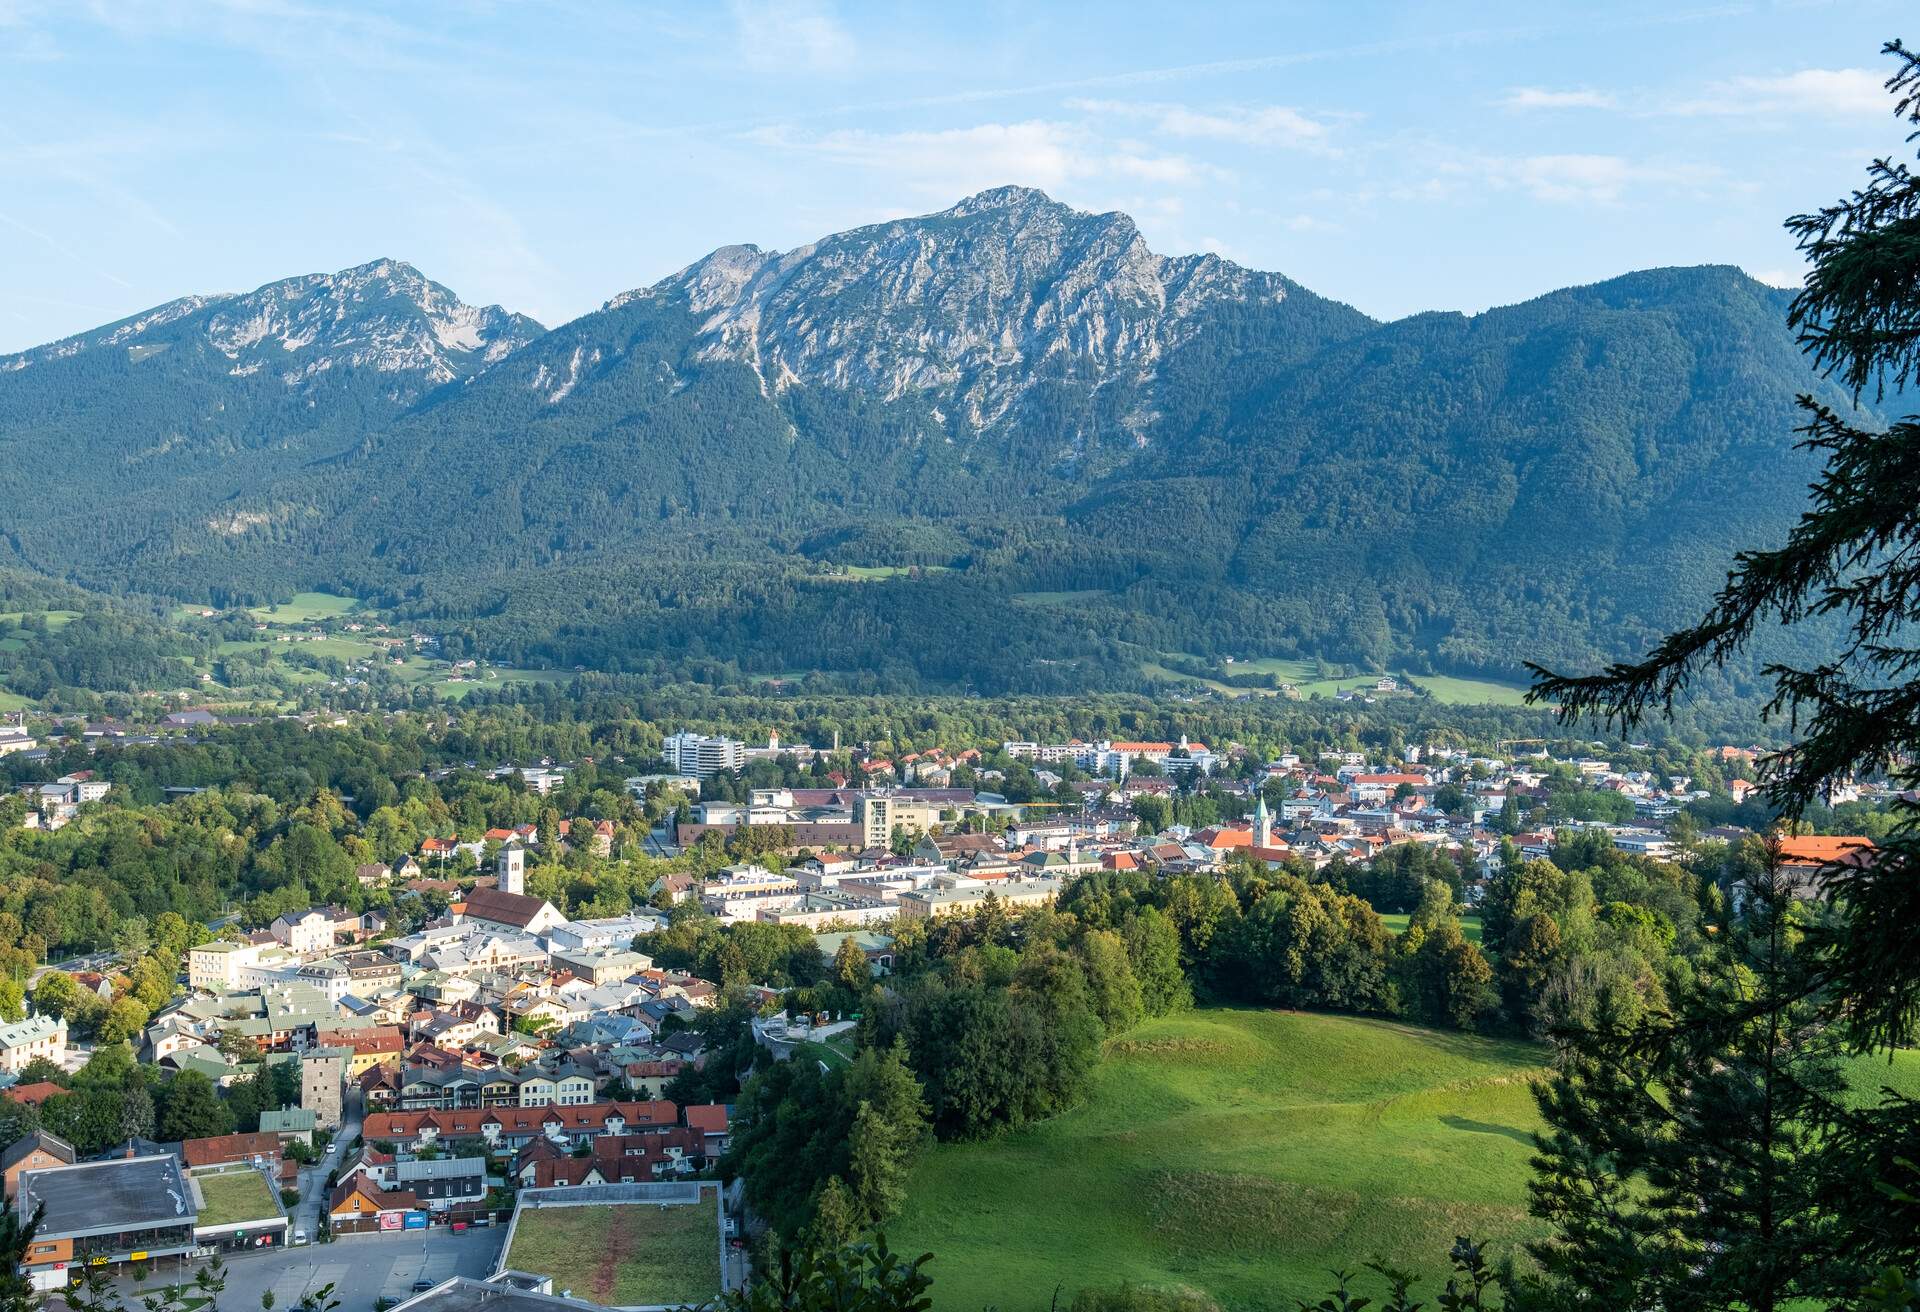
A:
0 1 1910 352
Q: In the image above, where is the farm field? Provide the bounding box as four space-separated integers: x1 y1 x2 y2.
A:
1150 655 1531 707
888 1008 1549 1311
248 591 363 623
1381 913 1485 944
505 1201 719 1307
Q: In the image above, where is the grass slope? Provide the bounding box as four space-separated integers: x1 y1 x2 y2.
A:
1380 914 1484 944
888 1008 1547 1311
506 1202 719 1307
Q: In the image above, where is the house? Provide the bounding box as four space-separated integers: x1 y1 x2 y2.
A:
361 1099 678 1153
355 863 393 888
327 1177 420 1234
1 1130 73 1202
270 908 337 955
387 1156 487 1212
1774 834 1877 899
260 1106 318 1146
0 1013 66 1074
1 1080 66 1109
683 1103 731 1157
181 1131 294 1184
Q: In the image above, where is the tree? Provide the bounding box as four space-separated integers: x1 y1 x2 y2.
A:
1522 42 1920 1296
0 1194 41 1312
0 980 22 1025
157 1069 233 1141
1527 38 1920 1055
715 1239 932 1312
1525 862 1850 1310
1076 929 1144 1035
1122 907 1191 1017
833 937 872 994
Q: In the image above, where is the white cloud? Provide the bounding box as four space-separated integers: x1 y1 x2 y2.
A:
1070 99 1335 152
748 119 1218 204
1463 153 1692 205
1672 68 1885 117
1747 267 1806 289
730 0 853 74
1500 87 1618 110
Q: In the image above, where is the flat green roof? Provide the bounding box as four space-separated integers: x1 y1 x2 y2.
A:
192 1169 283 1230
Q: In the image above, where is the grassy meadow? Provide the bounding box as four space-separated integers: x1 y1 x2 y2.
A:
1380 913 1485 944
888 1008 1549 1311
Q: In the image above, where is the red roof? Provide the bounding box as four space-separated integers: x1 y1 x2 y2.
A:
1775 835 1876 866
2 1081 65 1107
183 1131 283 1169
683 1104 730 1135
364 1099 677 1141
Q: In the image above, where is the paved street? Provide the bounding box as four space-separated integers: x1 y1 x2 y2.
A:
112 1228 504 1312
289 1092 367 1241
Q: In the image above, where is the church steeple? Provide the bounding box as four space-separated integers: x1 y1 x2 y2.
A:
1254 794 1272 849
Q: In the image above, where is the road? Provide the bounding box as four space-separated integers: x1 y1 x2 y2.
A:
289 1092 366 1241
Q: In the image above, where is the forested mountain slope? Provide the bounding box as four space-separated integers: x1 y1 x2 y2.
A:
0 190 1856 692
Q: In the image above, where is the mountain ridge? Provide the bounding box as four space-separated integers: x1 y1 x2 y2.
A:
0 188 1844 695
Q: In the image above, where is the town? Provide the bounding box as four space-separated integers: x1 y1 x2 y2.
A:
0 713 1892 1309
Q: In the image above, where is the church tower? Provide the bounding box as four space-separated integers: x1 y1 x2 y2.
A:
498 845 525 895
1254 795 1272 850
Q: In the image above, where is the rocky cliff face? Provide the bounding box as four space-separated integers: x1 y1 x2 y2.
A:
3 258 542 397
626 186 1325 429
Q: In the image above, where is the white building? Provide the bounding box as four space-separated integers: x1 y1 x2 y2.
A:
0 1013 67 1073
188 941 263 992
662 731 746 778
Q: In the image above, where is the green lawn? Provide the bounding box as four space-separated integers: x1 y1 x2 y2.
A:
506 1202 719 1306
888 1008 1549 1311
1381 913 1485 944
192 1169 281 1228
248 591 362 623
793 1039 852 1072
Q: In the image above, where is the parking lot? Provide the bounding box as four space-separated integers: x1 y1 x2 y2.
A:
111 1226 505 1312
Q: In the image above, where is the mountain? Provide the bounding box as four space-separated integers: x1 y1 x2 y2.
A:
629 185 1370 443
0 190 1851 694
0 260 541 582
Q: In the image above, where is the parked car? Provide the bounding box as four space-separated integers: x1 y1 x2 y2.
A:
412 1280 435 1293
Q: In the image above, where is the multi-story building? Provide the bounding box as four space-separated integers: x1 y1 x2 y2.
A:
189 941 263 992
661 731 746 778
0 1013 66 1074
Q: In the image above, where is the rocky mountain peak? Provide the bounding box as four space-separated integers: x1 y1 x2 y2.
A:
2 259 543 394
635 187 1306 429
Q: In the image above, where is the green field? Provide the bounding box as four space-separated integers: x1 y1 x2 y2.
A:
506 1201 719 1306
1381 913 1484 944
192 1169 281 1228
1012 589 1112 605
1148 656 1531 707
888 1008 1548 1311
827 564 955 581
248 591 362 623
